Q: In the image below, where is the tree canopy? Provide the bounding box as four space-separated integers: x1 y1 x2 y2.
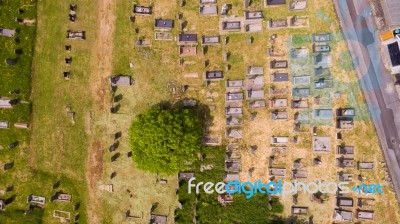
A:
129 106 203 175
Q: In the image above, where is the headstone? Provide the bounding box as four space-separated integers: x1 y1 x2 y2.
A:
4 162 14 170
224 37 229 45
73 203 80 211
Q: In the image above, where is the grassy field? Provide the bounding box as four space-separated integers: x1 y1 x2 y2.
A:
0 0 100 223
0 0 35 158
105 0 400 223
1 0 400 223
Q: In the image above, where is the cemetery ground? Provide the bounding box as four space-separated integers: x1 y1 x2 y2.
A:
1 0 400 223
105 0 400 223
1 0 97 223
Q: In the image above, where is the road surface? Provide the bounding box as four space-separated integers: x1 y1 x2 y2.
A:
334 0 400 202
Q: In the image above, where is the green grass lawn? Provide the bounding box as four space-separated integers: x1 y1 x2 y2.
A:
0 0 98 223
0 0 35 149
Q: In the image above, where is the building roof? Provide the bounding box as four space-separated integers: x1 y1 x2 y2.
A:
155 19 174 28
178 34 198 42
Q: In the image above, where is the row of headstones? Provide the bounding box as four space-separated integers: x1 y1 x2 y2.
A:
63 5 78 79
108 131 133 179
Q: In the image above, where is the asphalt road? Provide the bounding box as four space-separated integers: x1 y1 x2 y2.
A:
334 0 400 201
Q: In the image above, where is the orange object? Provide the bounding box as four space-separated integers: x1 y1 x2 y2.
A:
381 30 394 42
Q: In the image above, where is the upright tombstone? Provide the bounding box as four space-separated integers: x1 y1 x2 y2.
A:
5 58 16 66
244 0 251 8
223 52 228 61
247 37 253 44
4 162 14 170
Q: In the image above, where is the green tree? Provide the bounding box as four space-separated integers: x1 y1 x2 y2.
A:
129 106 203 175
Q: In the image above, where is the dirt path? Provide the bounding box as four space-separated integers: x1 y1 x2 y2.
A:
86 0 116 223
